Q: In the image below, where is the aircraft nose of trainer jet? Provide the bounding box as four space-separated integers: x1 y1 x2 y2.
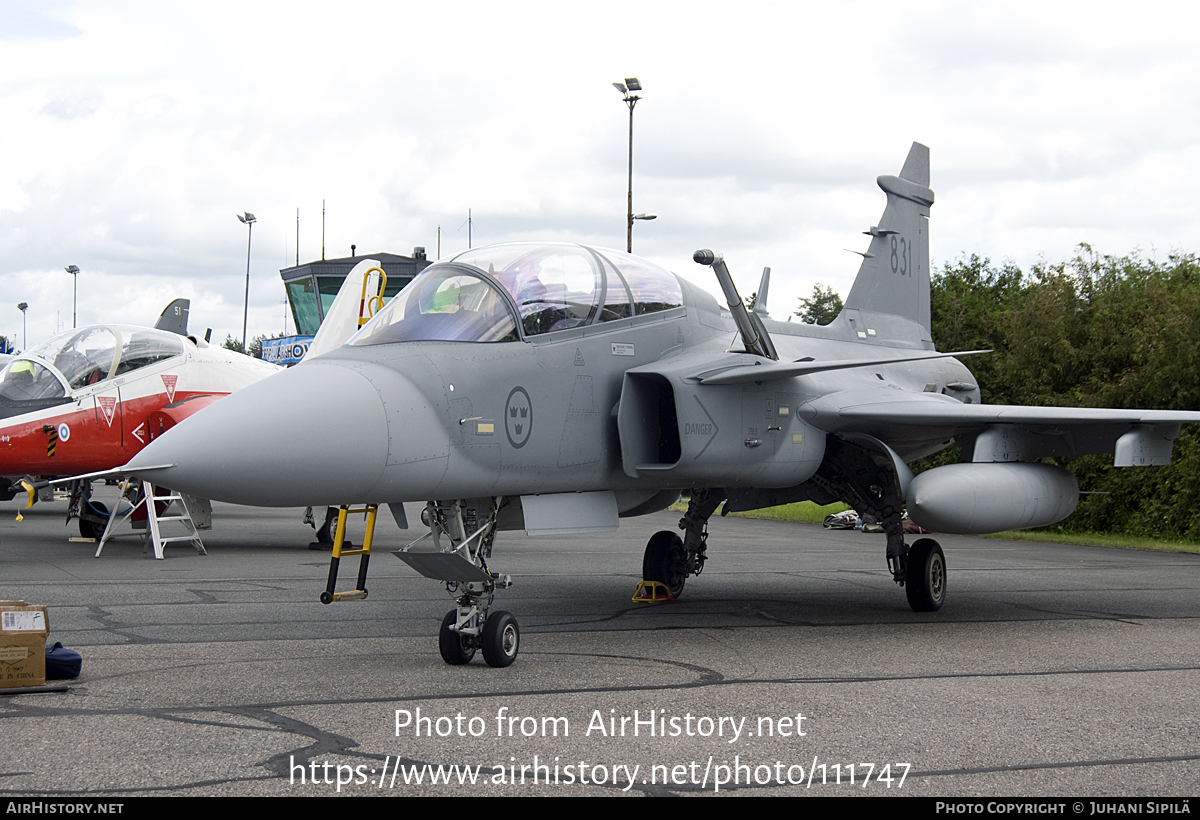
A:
125 361 434 506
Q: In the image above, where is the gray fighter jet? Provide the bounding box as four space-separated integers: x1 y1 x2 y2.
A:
124 143 1200 667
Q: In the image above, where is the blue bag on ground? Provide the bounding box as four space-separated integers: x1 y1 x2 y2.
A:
45 642 81 679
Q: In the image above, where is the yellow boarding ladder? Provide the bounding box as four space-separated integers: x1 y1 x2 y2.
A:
318 268 385 602
358 267 387 327
320 504 380 604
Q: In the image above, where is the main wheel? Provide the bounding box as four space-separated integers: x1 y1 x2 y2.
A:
438 610 476 665
643 530 688 599
905 538 946 612
481 611 519 668
79 501 110 540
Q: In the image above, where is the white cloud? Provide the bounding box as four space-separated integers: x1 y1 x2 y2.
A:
2 0 1199 345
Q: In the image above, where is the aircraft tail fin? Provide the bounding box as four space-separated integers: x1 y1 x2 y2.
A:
155 299 191 336
841 142 934 335
752 267 771 317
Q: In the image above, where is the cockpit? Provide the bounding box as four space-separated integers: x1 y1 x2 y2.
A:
349 243 684 346
0 326 185 419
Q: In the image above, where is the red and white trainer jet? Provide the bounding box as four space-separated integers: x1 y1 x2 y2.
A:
0 308 279 535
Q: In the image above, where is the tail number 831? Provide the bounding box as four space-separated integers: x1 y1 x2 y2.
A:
890 235 910 276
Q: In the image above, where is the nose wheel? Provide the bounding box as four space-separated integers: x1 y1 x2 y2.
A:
438 605 519 667
438 610 476 665
481 610 519 668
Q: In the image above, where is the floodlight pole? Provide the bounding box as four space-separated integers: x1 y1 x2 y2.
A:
614 79 643 252
64 266 79 328
238 212 257 351
17 302 27 349
626 95 636 252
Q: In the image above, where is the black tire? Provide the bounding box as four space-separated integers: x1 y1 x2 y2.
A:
643 530 687 599
438 610 475 665
481 611 519 668
905 538 946 612
79 501 110 540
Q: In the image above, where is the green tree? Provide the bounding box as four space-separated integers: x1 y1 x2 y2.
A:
928 254 1023 404
921 246 1200 539
223 332 290 359
795 284 843 325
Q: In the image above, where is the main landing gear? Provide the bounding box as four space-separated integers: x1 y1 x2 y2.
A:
394 499 519 668
636 488 720 602
64 479 113 540
903 538 946 612
801 436 949 613
78 500 110 540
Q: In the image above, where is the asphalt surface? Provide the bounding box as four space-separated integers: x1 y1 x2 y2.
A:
1 487 1198 797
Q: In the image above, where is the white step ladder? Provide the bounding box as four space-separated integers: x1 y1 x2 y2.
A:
96 481 207 559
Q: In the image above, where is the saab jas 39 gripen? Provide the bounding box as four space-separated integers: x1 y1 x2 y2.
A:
123 143 1200 667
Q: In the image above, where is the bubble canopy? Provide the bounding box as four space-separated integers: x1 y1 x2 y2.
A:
349 243 684 346
0 325 184 405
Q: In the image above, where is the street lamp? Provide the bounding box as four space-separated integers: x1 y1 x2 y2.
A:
613 77 647 253
64 266 80 328
17 303 27 350
237 212 256 351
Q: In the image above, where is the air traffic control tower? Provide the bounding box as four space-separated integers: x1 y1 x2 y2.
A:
280 247 431 336
270 247 432 364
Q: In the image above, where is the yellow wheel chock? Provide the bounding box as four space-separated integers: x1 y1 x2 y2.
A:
632 580 675 603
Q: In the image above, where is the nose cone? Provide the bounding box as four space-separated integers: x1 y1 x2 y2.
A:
126 362 425 506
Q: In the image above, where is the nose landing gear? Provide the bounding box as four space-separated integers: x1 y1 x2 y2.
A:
395 498 521 668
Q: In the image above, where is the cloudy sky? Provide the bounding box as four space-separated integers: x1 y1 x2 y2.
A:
3 1 1198 349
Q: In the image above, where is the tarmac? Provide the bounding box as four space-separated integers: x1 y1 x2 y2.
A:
1 486 1198 797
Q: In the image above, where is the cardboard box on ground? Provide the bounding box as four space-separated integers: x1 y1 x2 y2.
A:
0 601 48 688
